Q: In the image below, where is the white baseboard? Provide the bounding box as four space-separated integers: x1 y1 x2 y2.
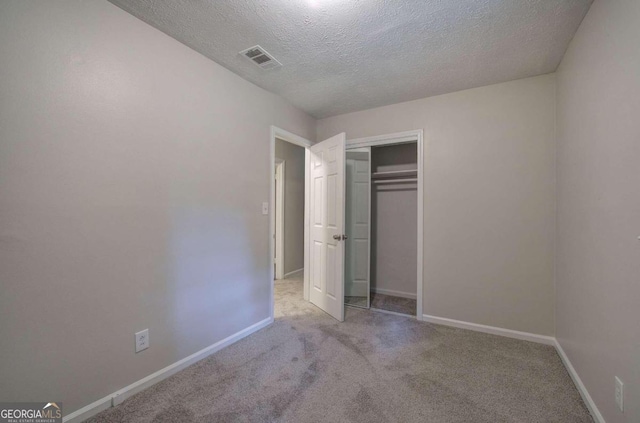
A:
371 287 417 300
63 317 273 423
554 340 605 423
283 268 304 279
421 314 555 345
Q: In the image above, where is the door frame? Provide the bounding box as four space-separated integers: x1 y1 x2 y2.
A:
346 130 424 320
274 158 285 280
269 126 313 320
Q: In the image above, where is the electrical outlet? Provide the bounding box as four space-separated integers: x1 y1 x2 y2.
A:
135 329 149 353
615 376 624 412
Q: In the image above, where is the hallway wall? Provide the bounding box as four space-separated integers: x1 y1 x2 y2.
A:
275 138 305 276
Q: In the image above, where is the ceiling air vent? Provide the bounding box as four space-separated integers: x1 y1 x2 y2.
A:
239 45 282 70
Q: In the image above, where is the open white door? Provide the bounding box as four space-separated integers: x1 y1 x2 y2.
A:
308 133 346 321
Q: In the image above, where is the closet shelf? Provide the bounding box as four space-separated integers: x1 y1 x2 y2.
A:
373 178 418 184
372 169 418 180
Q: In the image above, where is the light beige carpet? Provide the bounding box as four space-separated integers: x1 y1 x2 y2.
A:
345 292 417 316
370 291 416 316
87 274 593 422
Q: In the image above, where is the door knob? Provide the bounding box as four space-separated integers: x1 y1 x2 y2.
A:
333 234 348 241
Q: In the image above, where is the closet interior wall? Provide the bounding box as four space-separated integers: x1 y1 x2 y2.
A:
371 143 418 299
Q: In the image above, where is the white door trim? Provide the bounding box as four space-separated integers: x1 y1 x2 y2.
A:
269 126 313 320
346 130 424 321
274 159 285 280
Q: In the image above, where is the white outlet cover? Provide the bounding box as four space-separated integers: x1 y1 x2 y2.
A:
135 329 149 353
615 376 624 412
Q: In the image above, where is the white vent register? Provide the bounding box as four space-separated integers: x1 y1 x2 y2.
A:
239 45 282 70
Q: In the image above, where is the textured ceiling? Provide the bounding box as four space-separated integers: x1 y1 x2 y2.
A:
108 0 592 118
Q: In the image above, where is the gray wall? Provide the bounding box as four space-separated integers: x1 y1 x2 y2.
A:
0 0 314 415
556 0 640 421
275 138 305 275
318 74 556 336
371 144 418 298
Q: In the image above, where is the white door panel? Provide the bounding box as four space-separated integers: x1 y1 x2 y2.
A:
309 133 346 321
345 150 371 302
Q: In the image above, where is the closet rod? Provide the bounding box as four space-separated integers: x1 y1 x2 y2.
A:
373 178 418 184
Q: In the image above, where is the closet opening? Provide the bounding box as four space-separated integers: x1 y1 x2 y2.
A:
344 131 423 319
